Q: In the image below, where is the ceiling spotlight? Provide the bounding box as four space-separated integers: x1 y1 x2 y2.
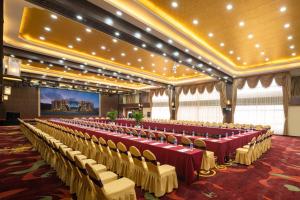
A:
168 39 173 44
289 45 295 49
49 64 53 67
44 26 51 32
111 57 115 61
255 44 260 48
243 62 247 65
265 58 269 61
171 1 178 8
39 36 45 40
229 50 234 54
121 52 126 57
291 52 296 56
134 32 141 39
239 21 245 27
85 28 92 33
226 4 233 10
146 27 152 32
50 14 58 19
150 54 154 57
220 42 225 47
247 33 254 39
137 58 142 62
76 37 81 42
284 23 290 29
185 49 189 52
287 35 293 40
260 51 265 55
116 10 123 16
207 68 212 72
142 43 147 48
280 6 287 13
192 19 199 25
237 56 241 60
76 15 83 20
91 51 96 55
114 32 120 37
101 45 106 50
40 60 44 64
187 58 193 63
80 64 84 68
163 53 167 56
156 43 163 49
112 38 118 43
173 51 179 57
68 45 73 48
208 32 214 37
140 66 144 69
104 18 114 26
28 59 32 63
133 47 138 51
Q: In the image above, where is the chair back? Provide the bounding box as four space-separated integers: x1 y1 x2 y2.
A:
132 129 138 136
157 132 166 141
117 142 130 162
86 162 103 188
194 139 206 150
107 140 118 157
129 146 144 168
140 130 147 138
167 135 176 144
143 150 159 174
181 136 192 146
147 131 156 140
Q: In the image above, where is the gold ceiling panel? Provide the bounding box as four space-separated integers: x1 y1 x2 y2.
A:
138 0 300 68
19 7 205 81
20 60 147 89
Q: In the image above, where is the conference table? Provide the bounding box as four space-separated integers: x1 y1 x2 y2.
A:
92 119 242 136
51 120 203 184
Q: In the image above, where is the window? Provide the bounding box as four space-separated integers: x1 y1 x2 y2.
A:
151 92 170 120
177 87 223 122
234 80 284 134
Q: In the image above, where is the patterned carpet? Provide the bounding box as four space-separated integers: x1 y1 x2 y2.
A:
0 126 299 200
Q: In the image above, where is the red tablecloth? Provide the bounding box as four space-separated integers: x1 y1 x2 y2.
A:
51 120 203 184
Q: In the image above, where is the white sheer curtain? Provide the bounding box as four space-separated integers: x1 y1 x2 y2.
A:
234 79 284 134
177 87 223 122
151 92 170 120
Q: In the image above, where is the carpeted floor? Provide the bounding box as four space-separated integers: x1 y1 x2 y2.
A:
0 126 299 200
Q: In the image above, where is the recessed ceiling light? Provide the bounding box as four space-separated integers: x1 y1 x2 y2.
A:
121 52 126 57
207 68 212 72
112 38 118 43
243 62 247 65
163 67 167 71
260 51 265 55
208 32 214 37
133 47 138 51
287 35 293 40
185 49 189 52
58 60 64 64
168 39 173 44
280 6 287 13
150 54 154 57
101 45 106 50
229 50 234 54
111 57 115 61
291 52 296 56
208 62 212 65
116 10 123 16
40 60 44 64
137 58 142 62
44 26 51 32
163 53 167 56
255 44 260 48
85 28 92 33
237 56 241 60
289 45 295 49
152 70 156 73
146 27 151 32
104 18 114 26
127 62 131 65
49 64 53 67
142 43 147 48
50 14 58 19
192 19 199 25
28 59 32 63
226 4 233 10
141 66 144 69
265 58 269 61
247 33 254 39
284 23 290 29
76 15 83 20
239 21 245 27
39 36 45 40
187 58 193 63
80 64 84 68
91 52 96 55
171 1 178 8
173 51 179 57
76 37 81 42
156 43 163 49
151 63 155 66
68 45 73 49
164 59 168 63
198 56 202 59
220 42 225 47
134 32 141 39
114 32 120 37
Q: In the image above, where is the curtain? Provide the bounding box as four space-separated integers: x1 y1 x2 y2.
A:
291 76 300 97
232 72 290 135
151 91 170 120
177 87 223 122
234 79 285 134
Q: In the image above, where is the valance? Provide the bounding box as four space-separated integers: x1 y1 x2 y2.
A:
177 81 223 95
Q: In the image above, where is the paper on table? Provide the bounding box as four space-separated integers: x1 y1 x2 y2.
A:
163 145 176 149
140 140 150 143
211 139 219 142
151 142 161 145
177 148 190 152
130 137 139 140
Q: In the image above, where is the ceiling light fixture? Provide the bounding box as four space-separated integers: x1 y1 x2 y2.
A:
114 32 120 37
208 32 214 37
192 19 199 25
112 38 118 43
39 36 45 40
91 51 96 55
287 35 293 40
280 6 287 13
255 44 260 48
247 33 254 39
265 58 269 61
104 18 114 26
291 52 296 56
68 45 73 49
116 10 123 16
156 43 163 49
146 27 151 32
121 52 126 57
168 39 173 44
142 43 147 48
185 49 189 52
226 4 233 10
85 28 92 33
133 47 138 51
284 23 290 29
76 37 81 42
50 14 58 19
101 45 106 50
289 45 295 49
44 26 51 32
220 42 225 47
134 32 141 39
171 1 178 8
239 21 245 27
260 51 265 55
76 15 83 20
229 50 234 54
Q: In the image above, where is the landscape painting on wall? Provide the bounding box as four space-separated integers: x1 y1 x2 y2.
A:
40 87 100 116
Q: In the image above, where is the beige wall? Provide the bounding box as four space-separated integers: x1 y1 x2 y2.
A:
288 106 300 136
142 107 151 119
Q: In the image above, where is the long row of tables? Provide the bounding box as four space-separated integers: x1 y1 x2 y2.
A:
51 119 203 184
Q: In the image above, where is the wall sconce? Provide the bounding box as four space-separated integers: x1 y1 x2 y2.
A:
3 95 8 101
171 102 176 110
226 100 231 106
4 86 12 95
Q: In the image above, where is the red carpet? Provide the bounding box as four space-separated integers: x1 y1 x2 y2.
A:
0 126 299 200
